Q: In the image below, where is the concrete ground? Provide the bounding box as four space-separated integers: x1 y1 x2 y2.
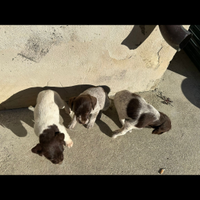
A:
0 50 200 175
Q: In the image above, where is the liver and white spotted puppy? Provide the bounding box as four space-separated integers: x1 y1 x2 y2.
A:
32 90 73 164
68 86 111 129
112 90 171 139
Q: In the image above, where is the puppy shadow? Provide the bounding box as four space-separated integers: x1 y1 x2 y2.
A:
0 108 34 137
59 109 72 129
96 99 122 137
96 117 113 137
0 84 111 138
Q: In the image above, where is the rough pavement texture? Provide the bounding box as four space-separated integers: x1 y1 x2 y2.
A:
0 50 200 175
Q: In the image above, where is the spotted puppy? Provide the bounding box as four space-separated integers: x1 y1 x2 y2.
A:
68 86 111 129
112 90 171 139
31 90 73 164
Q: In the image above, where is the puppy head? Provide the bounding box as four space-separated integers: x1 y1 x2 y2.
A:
69 95 97 125
31 125 65 164
152 112 171 135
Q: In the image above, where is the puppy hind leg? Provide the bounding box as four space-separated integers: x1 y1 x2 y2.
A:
112 121 133 139
112 128 127 139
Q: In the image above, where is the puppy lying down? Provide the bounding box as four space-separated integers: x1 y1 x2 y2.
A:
68 86 111 129
112 90 171 139
31 90 73 164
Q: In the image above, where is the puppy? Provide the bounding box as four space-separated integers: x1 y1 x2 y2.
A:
68 86 111 129
31 90 73 164
112 90 171 139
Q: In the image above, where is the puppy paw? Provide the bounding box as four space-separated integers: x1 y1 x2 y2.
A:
112 129 126 139
112 134 118 139
86 122 94 129
67 124 72 130
66 139 73 148
68 123 75 130
112 130 119 139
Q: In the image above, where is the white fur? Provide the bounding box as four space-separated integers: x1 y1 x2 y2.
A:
34 90 73 148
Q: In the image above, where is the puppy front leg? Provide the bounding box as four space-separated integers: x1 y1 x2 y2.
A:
65 138 73 148
68 114 77 130
86 111 99 129
63 132 73 148
112 120 133 139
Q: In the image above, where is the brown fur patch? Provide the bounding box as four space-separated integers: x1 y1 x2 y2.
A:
31 124 65 164
135 112 156 128
126 98 141 120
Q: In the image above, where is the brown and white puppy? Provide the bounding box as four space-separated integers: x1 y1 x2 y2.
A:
112 90 171 139
31 90 73 164
68 86 111 129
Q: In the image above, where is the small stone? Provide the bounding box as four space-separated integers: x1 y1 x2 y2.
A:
158 168 165 174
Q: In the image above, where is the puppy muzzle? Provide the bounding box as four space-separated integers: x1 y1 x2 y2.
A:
77 117 89 125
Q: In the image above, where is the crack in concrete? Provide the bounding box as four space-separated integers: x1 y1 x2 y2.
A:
17 53 37 63
155 45 163 70
157 46 163 64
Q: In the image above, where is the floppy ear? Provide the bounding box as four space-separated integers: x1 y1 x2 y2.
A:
68 96 76 110
152 112 171 135
152 127 163 135
152 120 171 135
90 96 97 110
31 144 43 156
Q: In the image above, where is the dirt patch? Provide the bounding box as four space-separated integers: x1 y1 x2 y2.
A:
18 30 63 63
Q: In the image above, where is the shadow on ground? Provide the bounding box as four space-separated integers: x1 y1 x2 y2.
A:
0 108 34 137
168 50 200 109
121 25 156 50
0 84 121 138
96 99 122 137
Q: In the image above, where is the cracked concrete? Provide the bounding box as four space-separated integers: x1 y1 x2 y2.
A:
0 50 200 175
155 45 163 70
157 46 163 64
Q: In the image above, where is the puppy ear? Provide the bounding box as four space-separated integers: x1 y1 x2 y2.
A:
68 96 76 110
152 120 171 135
152 112 171 135
152 127 163 135
90 96 97 110
31 144 43 156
